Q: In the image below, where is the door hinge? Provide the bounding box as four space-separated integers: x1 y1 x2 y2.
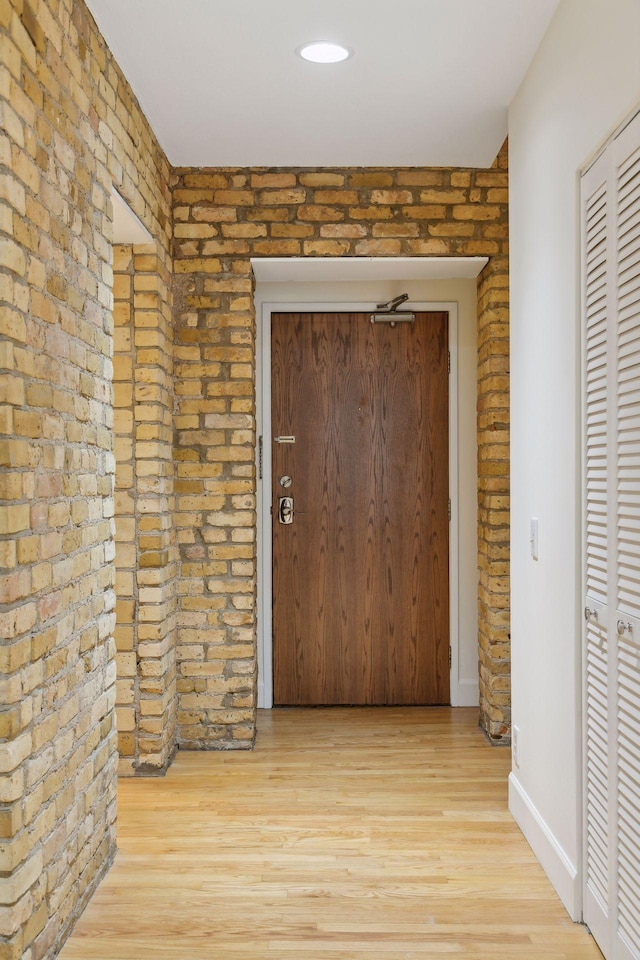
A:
449 646 452 668
448 498 451 521
448 350 451 374
258 435 263 480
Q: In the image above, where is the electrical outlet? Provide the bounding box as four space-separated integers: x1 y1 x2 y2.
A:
512 725 520 768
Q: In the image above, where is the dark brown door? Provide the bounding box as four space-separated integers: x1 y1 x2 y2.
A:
271 311 449 705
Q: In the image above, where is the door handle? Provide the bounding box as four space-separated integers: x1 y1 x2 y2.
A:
278 496 294 524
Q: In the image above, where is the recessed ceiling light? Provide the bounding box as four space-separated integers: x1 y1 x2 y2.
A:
297 41 352 64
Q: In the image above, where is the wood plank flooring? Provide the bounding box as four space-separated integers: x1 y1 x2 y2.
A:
59 708 602 960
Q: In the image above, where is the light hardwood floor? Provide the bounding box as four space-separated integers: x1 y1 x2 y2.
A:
59 708 602 960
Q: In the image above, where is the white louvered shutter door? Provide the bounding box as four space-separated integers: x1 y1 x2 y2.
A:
582 148 613 958
613 111 640 960
583 109 640 960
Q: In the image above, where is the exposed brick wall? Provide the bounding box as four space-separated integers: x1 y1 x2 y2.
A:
113 244 137 766
173 252 257 749
128 244 176 773
0 0 172 957
171 147 510 748
112 244 177 775
477 239 511 742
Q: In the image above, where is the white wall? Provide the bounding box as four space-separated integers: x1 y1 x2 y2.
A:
254 277 480 706
508 0 640 919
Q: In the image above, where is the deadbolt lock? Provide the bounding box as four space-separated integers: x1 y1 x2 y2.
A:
278 496 294 524
279 475 292 488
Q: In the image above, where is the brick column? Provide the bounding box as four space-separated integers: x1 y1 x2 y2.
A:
477 249 510 743
133 246 177 772
112 245 177 775
113 245 138 770
173 236 257 750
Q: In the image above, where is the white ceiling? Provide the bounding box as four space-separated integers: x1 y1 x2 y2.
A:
85 0 559 169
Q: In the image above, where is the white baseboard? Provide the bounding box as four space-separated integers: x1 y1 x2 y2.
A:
455 678 479 707
508 772 581 921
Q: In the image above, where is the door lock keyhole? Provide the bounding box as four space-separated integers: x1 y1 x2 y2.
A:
278 496 294 524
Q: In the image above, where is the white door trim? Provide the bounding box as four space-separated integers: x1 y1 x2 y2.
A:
256 300 461 709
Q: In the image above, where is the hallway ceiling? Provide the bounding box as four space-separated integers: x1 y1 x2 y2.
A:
84 0 560 169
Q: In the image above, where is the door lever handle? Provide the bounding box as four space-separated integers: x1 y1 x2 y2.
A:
278 496 294 524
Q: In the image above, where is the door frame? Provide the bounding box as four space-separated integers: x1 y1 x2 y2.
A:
256 300 461 708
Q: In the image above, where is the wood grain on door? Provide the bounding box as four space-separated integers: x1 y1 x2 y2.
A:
272 312 449 705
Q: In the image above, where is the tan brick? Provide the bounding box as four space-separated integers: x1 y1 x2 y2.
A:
319 224 366 239
314 190 359 205
193 205 237 222
258 188 306 205
407 239 449 255
303 240 350 256
252 240 301 256
354 238 402 256
400 204 446 220
299 172 344 187
419 189 467 203
371 189 414 204
428 223 474 237
0 374 24 405
245 206 289 222
250 173 297 188
297 205 344 222
0 236 26 275
221 223 267 239
372 222 419 238
349 172 393 188
0 504 30 535
396 171 446 186
270 223 314 238
453 204 502 220
349 205 392 220
213 189 254 205
450 172 472 187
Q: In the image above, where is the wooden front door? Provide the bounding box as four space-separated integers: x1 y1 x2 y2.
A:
271 311 449 705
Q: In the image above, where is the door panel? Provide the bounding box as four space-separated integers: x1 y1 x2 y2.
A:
581 109 640 960
271 311 449 706
582 153 612 953
614 119 640 960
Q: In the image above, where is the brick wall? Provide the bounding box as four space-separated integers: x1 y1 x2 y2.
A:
113 245 137 766
475 148 510 742
171 149 510 748
112 244 177 775
0 0 172 957
478 252 511 742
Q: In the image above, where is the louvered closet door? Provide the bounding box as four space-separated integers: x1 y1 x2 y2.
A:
582 149 613 958
582 108 640 960
613 112 640 960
